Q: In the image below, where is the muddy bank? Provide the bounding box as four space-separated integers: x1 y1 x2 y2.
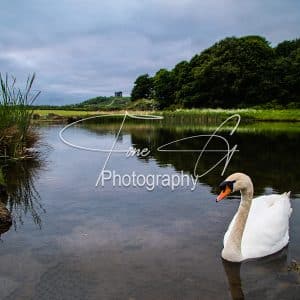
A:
0 184 12 231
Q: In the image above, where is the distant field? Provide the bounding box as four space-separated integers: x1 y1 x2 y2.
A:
34 108 300 122
34 110 101 117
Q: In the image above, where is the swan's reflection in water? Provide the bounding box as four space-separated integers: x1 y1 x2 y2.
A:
222 259 244 300
222 247 300 299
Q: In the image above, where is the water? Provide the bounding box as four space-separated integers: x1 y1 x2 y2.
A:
0 120 299 300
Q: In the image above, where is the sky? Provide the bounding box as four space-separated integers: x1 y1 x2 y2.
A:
0 0 299 105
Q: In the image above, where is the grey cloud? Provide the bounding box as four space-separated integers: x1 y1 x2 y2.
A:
0 0 299 104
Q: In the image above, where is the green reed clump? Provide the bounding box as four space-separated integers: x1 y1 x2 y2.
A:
0 74 40 159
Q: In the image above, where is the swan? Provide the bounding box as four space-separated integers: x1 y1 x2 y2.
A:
216 172 292 262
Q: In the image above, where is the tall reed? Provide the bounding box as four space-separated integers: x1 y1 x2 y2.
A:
0 74 40 159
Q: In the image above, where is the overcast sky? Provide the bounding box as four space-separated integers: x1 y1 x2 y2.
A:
0 0 299 105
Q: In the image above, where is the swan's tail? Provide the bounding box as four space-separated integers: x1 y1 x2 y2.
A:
284 191 292 217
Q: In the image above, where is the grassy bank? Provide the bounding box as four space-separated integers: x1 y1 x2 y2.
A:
34 108 300 122
34 109 102 117
158 109 300 122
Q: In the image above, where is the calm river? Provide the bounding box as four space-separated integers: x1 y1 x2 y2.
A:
0 118 299 300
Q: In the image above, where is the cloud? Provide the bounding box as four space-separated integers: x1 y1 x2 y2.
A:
0 0 299 104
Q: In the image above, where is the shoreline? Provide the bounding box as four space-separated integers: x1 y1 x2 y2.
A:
33 108 300 123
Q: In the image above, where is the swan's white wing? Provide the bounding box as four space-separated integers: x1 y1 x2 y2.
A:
241 193 291 259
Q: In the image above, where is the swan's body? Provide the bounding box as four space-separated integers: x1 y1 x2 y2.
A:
217 173 292 262
224 193 292 261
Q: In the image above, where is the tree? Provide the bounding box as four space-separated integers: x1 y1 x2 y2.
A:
184 36 275 108
274 40 300 105
131 74 153 101
275 39 300 57
172 61 192 107
153 69 176 109
131 35 300 109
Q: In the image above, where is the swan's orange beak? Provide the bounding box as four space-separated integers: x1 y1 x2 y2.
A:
216 185 231 202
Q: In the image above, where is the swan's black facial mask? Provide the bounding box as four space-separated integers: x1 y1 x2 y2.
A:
220 180 236 192
216 180 236 202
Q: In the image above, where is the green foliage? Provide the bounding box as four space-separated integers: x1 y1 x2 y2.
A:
273 41 300 104
132 35 300 109
275 39 300 57
126 98 159 110
131 74 153 101
153 69 176 108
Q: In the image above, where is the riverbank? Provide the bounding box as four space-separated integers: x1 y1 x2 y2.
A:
34 108 300 123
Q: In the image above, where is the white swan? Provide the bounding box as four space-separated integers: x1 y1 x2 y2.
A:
216 172 292 262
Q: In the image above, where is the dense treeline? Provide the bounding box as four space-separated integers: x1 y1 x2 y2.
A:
131 36 300 109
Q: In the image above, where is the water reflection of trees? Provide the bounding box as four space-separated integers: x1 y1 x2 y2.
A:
83 122 300 195
130 128 300 195
0 157 45 233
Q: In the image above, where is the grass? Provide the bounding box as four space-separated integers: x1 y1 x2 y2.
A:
34 109 102 117
34 108 300 122
0 74 40 159
158 108 300 122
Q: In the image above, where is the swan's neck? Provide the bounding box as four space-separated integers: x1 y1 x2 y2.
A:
223 187 253 262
